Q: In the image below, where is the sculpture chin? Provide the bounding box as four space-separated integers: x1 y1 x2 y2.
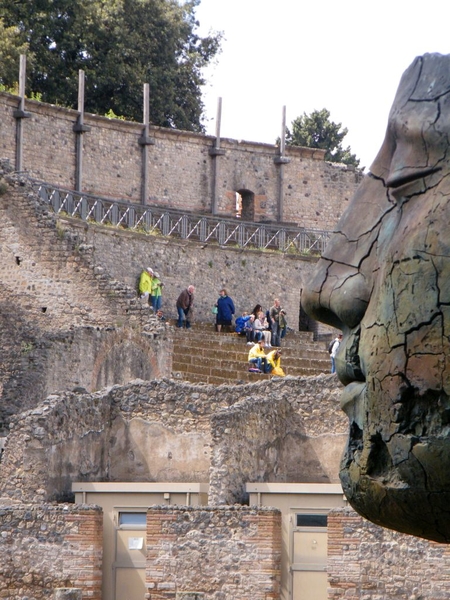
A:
340 407 450 543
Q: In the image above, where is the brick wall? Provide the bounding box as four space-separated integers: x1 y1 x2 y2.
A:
0 91 363 230
328 508 450 599
146 505 281 600
0 505 102 599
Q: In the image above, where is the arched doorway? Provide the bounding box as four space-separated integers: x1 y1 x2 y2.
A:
236 189 255 221
299 290 318 339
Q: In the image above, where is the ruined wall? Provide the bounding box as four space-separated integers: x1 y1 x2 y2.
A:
0 158 331 426
0 380 230 503
0 306 171 424
61 215 318 329
0 505 102 600
209 375 346 504
0 162 172 423
0 91 362 230
146 505 281 600
0 377 345 505
328 508 450 599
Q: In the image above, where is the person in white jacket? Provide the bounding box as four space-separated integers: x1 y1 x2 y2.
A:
330 334 342 373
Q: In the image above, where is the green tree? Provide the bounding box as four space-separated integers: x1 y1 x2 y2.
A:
285 108 360 168
0 19 30 91
0 0 221 131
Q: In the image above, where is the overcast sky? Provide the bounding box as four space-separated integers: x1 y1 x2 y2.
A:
195 0 450 170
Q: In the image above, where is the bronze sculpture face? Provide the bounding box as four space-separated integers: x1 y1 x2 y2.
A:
303 53 450 543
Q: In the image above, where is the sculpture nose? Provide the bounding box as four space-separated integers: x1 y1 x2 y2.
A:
303 173 388 333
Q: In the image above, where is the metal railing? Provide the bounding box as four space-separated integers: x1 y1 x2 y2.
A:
33 181 330 255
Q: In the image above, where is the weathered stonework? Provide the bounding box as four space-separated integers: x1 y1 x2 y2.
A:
0 504 102 600
146 506 281 600
209 375 345 504
0 91 362 229
0 159 328 428
328 508 450 599
60 214 319 331
0 376 346 505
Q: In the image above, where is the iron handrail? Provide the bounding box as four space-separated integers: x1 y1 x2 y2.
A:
32 181 330 255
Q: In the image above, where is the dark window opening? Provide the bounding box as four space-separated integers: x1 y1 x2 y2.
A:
119 512 147 526
237 189 255 221
296 514 328 528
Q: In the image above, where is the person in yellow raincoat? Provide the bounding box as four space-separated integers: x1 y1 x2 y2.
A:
266 349 285 376
139 267 153 304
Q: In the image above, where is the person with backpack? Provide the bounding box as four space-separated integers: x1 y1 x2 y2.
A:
235 312 251 335
329 333 343 373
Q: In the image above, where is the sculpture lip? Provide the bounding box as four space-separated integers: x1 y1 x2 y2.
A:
386 166 440 189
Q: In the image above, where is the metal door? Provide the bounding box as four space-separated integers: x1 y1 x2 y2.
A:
290 513 328 600
114 511 146 600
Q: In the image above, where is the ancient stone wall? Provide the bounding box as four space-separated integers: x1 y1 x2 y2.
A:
62 214 318 329
209 375 346 504
0 377 345 505
146 505 281 600
0 157 333 425
328 508 450 599
0 504 102 600
0 161 172 423
0 304 171 424
0 91 362 230
0 161 133 329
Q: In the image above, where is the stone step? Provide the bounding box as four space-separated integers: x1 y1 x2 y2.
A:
172 355 329 372
171 322 316 344
172 365 324 385
170 320 330 385
174 344 328 362
172 330 326 353
173 362 327 380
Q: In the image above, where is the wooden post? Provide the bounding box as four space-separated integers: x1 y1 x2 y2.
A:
73 70 90 192
14 54 31 171
209 97 225 215
75 70 84 191
274 105 290 223
138 82 155 204
142 83 150 204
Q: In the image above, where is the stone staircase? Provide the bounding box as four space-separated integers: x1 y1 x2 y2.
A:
171 324 331 385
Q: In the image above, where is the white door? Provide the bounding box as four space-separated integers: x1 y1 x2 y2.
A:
291 513 328 600
113 511 147 600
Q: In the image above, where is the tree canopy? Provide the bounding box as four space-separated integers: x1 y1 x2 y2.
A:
285 108 360 168
0 0 221 132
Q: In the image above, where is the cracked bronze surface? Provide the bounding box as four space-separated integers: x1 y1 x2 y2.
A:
303 53 450 543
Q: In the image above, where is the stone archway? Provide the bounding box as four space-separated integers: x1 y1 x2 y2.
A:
237 189 255 221
299 289 318 336
90 330 162 392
